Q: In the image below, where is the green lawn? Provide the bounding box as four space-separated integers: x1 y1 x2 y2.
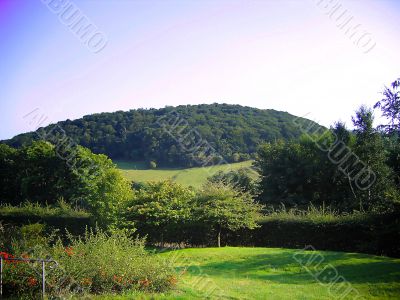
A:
115 160 256 188
96 247 400 299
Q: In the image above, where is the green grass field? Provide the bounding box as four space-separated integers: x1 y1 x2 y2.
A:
115 160 256 188
96 247 400 299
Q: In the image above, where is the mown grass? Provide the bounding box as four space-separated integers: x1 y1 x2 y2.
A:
94 247 400 299
115 160 256 188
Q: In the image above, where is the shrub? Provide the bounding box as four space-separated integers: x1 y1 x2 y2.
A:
125 180 195 246
0 227 176 298
51 229 176 295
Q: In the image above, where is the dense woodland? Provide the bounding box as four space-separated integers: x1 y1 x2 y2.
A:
3 104 322 167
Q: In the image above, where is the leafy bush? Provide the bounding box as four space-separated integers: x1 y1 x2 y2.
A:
0 224 56 299
0 226 176 298
125 180 195 246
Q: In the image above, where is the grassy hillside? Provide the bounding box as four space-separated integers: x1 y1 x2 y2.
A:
97 247 400 299
116 160 256 188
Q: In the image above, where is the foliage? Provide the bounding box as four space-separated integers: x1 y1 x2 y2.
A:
0 141 76 205
0 226 176 298
0 201 91 237
207 167 259 194
125 181 195 245
194 183 264 247
72 146 133 228
51 229 176 295
255 115 399 212
260 204 365 223
255 133 355 210
0 200 89 218
352 105 399 211
3 104 323 167
374 78 400 133
0 142 132 229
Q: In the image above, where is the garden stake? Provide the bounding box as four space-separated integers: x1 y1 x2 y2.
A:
42 260 45 298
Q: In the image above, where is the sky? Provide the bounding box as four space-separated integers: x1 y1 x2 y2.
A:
0 0 400 140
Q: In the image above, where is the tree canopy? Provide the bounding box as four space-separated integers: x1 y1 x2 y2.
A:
125 181 195 245
3 104 322 167
195 183 263 247
0 141 132 228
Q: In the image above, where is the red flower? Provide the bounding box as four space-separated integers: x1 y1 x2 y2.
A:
81 277 92 286
138 278 151 287
0 251 16 263
113 275 123 283
64 247 74 256
0 251 12 259
27 277 38 287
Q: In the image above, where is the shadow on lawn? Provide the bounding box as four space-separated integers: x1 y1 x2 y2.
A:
185 250 400 285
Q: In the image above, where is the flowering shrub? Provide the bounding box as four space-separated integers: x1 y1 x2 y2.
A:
1 226 176 298
0 251 41 298
50 229 176 295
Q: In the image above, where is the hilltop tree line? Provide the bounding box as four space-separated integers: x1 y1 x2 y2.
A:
4 104 322 167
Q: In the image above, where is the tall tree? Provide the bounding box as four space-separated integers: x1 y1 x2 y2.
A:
374 78 400 133
351 106 398 211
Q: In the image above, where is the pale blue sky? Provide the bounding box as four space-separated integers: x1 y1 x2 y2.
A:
1 0 400 139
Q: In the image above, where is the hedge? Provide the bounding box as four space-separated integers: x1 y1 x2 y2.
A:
0 214 91 236
144 211 400 257
225 211 400 257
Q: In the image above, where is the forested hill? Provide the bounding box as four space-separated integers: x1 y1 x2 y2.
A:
4 104 323 167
